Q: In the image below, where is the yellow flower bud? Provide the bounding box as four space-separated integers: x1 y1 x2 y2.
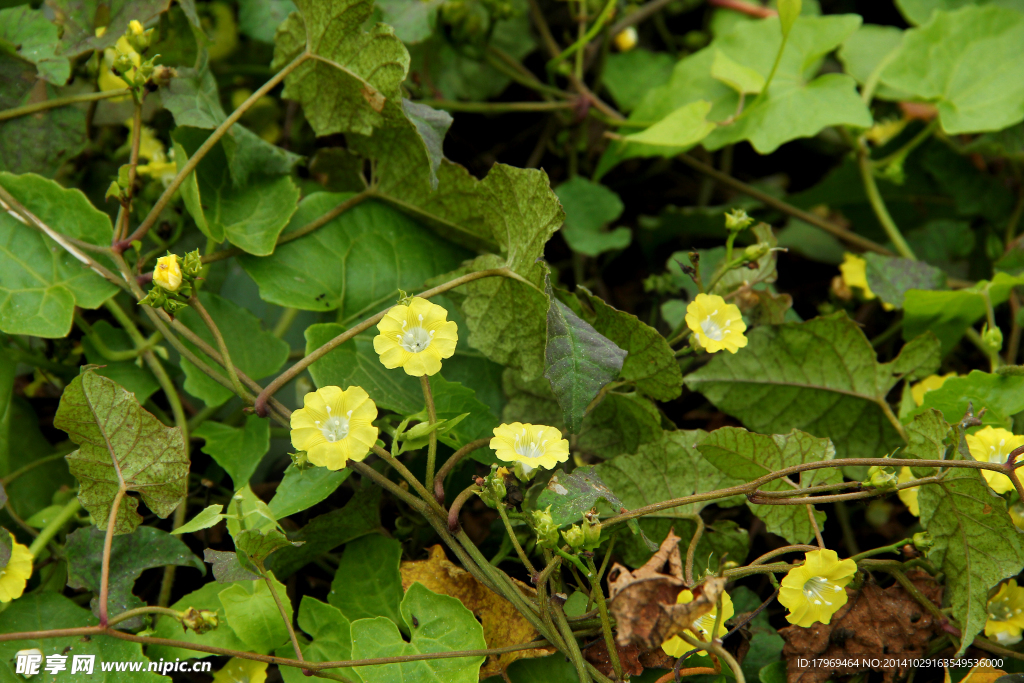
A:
613 27 638 52
153 254 183 292
129 20 144 36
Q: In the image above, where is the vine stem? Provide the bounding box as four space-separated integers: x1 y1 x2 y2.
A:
0 89 130 122
258 561 305 668
496 504 537 574
2 453 68 487
421 376 439 492
116 99 144 244
371 445 445 518
254 268 529 417
586 556 623 682
98 489 127 626
434 438 490 503
190 294 249 400
116 52 310 251
27 497 81 557
856 142 917 260
684 515 704 586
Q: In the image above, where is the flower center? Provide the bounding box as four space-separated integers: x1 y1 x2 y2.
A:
400 317 434 353
802 575 843 606
700 311 730 341
514 430 547 461
990 439 1009 464
315 405 351 443
989 598 1021 622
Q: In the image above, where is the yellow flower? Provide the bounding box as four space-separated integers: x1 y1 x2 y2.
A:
0 531 33 603
213 658 268 683
779 549 857 627
98 36 141 98
966 426 1024 495
614 27 638 51
984 580 1024 645
129 20 144 36
839 254 874 298
685 293 747 354
290 386 379 470
661 589 735 656
897 467 919 516
153 254 182 292
373 297 458 377
490 423 569 474
126 120 178 185
910 373 956 407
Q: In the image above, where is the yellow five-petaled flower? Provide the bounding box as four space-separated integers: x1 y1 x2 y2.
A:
661 588 735 656
966 426 1024 495
0 531 33 603
910 373 956 407
490 422 569 474
153 254 182 292
373 297 458 377
290 386 379 471
985 580 1024 645
779 549 857 627
686 293 748 354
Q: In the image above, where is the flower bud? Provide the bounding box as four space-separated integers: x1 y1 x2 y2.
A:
563 523 585 551
530 506 559 549
912 531 934 552
866 464 898 490
613 27 638 52
126 20 153 53
113 52 136 76
582 518 602 551
182 249 203 279
724 208 754 232
477 468 507 509
982 324 1004 354
743 242 771 261
290 451 311 471
181 607 219 634
153 254 183 292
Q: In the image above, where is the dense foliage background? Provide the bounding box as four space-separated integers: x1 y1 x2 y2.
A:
3 0 1024 682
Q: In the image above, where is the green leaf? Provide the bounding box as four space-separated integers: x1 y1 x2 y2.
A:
603 49 676 113
205 548 260 583
533 467 639 531
0 593 165 682
173 128 300 255
698 427 841 544
594 430 746 519
895 0 1024 25
0 5 70 84
903 272 1024 355
218 573 294 653
711 49 765 94
194 415 271 490
160 56 227 129
910 370 1024 428
881 6 1024 134
379 0 444 43
428 375 500 452
554 177 631 257
268 465 352 519
0 172 117 337
837 24 908 100
328 534 405 626
226 484 278 540
267 480 382 579
278 597 359 683
544 279 627 434
402 100 453 190
239 0 298 42
239 193 471 314
273 0 410 137
80 320 160 404
863 254 946 309
305 324 424 415
236 527 302 566
350 582 487 683
150 580 252 660
731 586 785 682
176 291 290 408
903 409 949 475
47 0 168 57
624 100 717 150
65 526 204 629
685 312 925 460
173 503 227 535
581 290 683 401
54 370 188 535
919 467 1024 655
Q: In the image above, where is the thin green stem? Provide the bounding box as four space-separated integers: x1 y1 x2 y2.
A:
586 557 622 681
850 538 911 563
856 144 916 260
547 0 617 73
421 376 439 492
371 445 444 518
0 89 130 122
27 497 81 557
106 606 182 628
272 308 300 339
434 438 491 503
685 515 704 586
99 489 127 625
258 561 305 665
189 295 249 400
551 591 593 683
554 547 592 578
2 453 68 486
496 504 537 574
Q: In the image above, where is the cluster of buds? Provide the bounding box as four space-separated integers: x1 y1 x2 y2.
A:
724 208 755 233
180 607 219 634
113 20 161 94
139 250 201 316
530 506 560 549
476 466 509 509
562 513 602 552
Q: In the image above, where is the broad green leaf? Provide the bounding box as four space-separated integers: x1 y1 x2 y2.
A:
80 320 160 404
267 480 382 579
150 580 252 660
239 0 298 42
402 99 453 190
903 409 949 476
176 291 290 408
0 172 117 337
205 548 260 583
268 465 352 520
911 370 1024 428
173 128 300 255
603 49 675 113
273 0 410 137
554 177 631 257
837 24 908 100
239 193 471 314
64 526 204 629
194 414 271 490
778 0 802 36
863 253 946 308
582 290 683 402
278 597 358 683
684 313 930 460
0 57 86 176
895 0 1024 25
698 427 840 544
0 5 70 84
711 50 765 94
160 56 227 129
218 573 294 653
47 0 168 57
235 528 302 567
350 582 486 683
173 504 227 535
54 370 188 535
305 324 424 415
226 484 278 541
903 272 1024 355
624 100 717 149
428 375 500 453
544 280 627 434
919 468 1024 655
881 6 1024 134
594 430 746 519
504 656 579 683
0 593 164 682
379 0 444 43
328 534 405 627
